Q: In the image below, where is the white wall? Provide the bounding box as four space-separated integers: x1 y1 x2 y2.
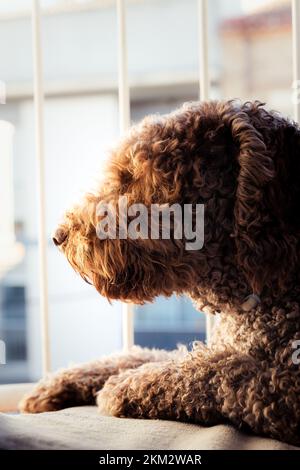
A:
0 121 15 249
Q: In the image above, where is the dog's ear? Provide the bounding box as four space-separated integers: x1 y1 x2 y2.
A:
222 103 297 294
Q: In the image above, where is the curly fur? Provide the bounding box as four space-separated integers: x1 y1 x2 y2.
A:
20 100 300 446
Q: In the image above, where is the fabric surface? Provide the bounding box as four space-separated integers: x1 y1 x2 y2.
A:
0 406 298 450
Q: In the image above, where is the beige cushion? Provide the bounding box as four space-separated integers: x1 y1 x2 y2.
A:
0 406 298 450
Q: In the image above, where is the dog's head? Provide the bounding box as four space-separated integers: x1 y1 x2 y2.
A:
54 101 300 312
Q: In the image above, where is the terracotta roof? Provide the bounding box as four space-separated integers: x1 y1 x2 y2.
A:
221 6 291 33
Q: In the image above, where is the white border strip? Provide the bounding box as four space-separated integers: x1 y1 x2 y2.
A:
31 0 51 374
116 0 134 350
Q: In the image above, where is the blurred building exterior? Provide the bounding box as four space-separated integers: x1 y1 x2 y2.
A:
220 0 293 116
0 0 292 383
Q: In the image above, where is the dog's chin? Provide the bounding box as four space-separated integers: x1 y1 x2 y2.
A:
58 236 157 304
91 277 155 304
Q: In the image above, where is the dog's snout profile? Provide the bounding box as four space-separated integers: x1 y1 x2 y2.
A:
53 227 68 246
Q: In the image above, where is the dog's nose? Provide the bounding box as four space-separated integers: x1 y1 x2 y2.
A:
53 227 68 246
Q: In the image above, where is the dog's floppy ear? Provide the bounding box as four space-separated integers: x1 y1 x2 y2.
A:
221 102 296 294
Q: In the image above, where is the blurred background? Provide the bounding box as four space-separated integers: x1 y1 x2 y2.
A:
0 0 293 383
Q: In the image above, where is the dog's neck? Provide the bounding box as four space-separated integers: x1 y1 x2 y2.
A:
212 291 300 360
221 284 300 317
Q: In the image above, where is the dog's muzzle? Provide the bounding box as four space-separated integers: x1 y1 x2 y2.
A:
53 227 68 246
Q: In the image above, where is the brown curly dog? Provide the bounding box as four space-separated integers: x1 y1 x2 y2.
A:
20 100 300 446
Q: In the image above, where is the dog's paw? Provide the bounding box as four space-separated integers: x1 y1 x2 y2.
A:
96 362 169 419
19 377 74 413
96 370 133 417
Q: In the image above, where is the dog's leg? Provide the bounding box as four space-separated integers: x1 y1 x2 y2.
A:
97 347 300 446
19 346 186 413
